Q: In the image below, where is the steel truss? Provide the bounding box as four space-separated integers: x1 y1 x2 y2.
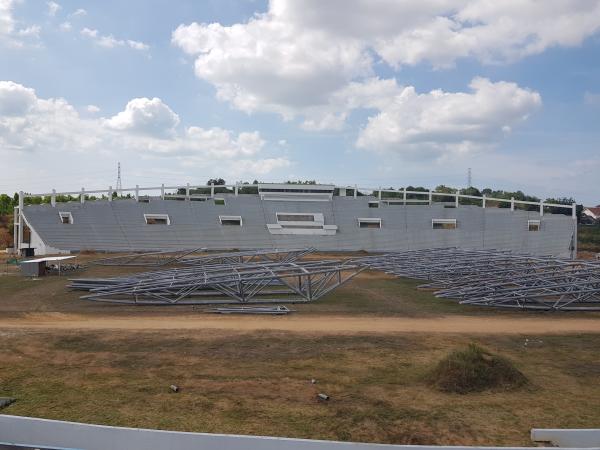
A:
355 248 600 311
89 248 314 267
70 258 363 305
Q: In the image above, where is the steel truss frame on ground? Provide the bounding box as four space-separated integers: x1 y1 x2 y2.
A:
70 258 363 305
89 248 315 267
356 248 600 311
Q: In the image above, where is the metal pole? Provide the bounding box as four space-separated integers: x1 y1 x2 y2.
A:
18 191 23 253
13 205 18 251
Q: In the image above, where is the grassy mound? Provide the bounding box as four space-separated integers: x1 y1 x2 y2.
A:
429 344 528 394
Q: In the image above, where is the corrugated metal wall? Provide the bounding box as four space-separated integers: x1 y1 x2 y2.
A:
22 195 576 256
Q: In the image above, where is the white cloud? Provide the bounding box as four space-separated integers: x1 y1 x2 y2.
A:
172 0 598 145
104 97 180 137
47 1 60 17
0 81 289 176
70 8 86 17
59 21 71 31
81 27 149 51
356 77 541 156
0 0 40 47
86 104 100 113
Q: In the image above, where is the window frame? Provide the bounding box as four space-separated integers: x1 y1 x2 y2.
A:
528 219 541 232
432 218 457 230
144 213 171 225
214 198 226 206
357 218 382 229
58 211 73 224
219 215 243 226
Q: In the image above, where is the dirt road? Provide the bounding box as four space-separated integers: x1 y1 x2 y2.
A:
2 312 600 334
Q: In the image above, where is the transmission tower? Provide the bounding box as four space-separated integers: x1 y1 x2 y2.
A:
116 162 122 193
467 168 472 188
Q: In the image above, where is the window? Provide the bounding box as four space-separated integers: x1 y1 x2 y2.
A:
368 201 379 208
144 214 170 225
528 220 541 232
219 215 242 226
358 218 382 229
432 219 456 229
58 211 73 224
214 198 225 206
138 196 150 203
276 213 315 222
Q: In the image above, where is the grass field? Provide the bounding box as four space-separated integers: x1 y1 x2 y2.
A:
1 253 600 446
578 224 600 252
1 330 600 445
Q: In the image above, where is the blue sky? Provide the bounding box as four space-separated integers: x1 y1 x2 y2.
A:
1 0 599 204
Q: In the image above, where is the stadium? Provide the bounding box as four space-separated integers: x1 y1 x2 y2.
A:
14 182 577 256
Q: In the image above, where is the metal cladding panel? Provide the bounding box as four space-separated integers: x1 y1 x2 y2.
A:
22 196 575 256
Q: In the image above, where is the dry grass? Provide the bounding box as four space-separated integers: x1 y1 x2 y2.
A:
1 330 600 446
429 343 528 394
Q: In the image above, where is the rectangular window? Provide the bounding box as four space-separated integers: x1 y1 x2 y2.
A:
528 220 541 231
214 198 226 206
368 201 379 208
219 215 242 226
58 211 73 224
276 213 315 222
358 218 382 229
144 214 170 225
138 196 150 203
432 219 457 229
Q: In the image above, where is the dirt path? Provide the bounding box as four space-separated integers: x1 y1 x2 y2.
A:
2 312 600 334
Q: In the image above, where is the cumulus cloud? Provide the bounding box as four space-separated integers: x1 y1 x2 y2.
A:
1 0 40 47
355 77 542 156
85 104 100 113
104 97 180 137
47 1 60 17
0 81 289 175
81 27 149 51
172 0 596 148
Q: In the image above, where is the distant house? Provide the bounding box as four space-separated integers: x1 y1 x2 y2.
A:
582 206 600 221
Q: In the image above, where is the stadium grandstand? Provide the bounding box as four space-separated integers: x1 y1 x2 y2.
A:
13 182 577 257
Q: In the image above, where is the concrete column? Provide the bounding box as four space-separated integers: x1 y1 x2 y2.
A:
186 183 191 200
455 193 459 208
403 188 407 205
80 188 85 204
510 197 515 211
354 185 357 199
108 186 112 202
135 185 139 202
51 189 56 207
378 187 382 200
234 183 239 196
339 187 346 196
482 195 486 208
210 183 215 197
572 203 577 220
428 190 432 205
540 202 544 216
160 184 165 200
18 191 23 251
